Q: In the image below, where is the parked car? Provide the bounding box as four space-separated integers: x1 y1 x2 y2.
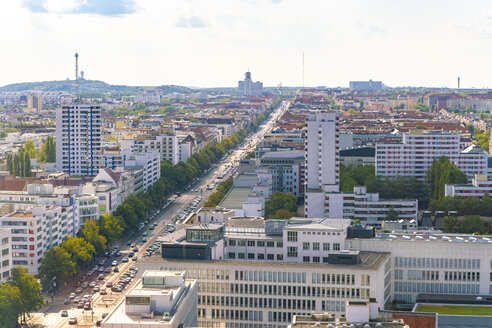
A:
84 302 91 310
69 293 76 299
100 287 107 295
77 301 84 308
89 281 96 288
98 267 105 273
69 317 78 325
61 310 68 317
113 267 119 273
93 286 100 292
104 268 111 273
132 257 137 261
98 259 106 265
73 296 80 303
141 238 147 243
106 281 113 287
64 298 71 304
111 261 117 266
81 282 88 289
128 252 134 258
98 274 105 280
75 288 83 294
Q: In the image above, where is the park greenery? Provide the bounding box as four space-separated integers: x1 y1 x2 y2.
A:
204 178 233 207
442 215 488 234
265 192 298 220
0 267 44 327
6 151 32 177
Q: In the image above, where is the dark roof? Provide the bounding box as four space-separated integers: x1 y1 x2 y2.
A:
340 147 375 157
49 179 86 187
104 168 121 186
206 118 233 125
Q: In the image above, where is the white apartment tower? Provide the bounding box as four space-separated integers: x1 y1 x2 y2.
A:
305 111 340 189
56 104 102 176
305 111 341 218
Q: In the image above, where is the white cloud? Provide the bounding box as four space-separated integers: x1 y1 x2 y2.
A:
175 15 208 28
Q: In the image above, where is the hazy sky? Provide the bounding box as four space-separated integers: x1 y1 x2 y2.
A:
1 0 491 88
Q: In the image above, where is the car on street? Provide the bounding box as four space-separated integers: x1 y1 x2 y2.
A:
73 296 80 303
69 293 76 299
98 267 105 272
141 238 147 243
114 267 119 273
128 251 134 258
69 317 78 325
98 259 106 265
133 247 138 252
84 302 91 310
89 281 96 288
104 267 111 273
111 260 117 266
93 286 100 292
61 310 68 317
132 257 137 261
77 301 85 308
100 287 107 295
98 274 105 280
81 282 88 289
106 281 113 287
122 257 128 262
64 298 71 304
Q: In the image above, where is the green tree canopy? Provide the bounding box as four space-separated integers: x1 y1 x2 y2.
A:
61 237 96 269
425 156 468 200
385 207 399 221
38 246 76 291
265 192 298 219
79 220 107 254
98 213 124 244
0 282 22 328
8 267 44 322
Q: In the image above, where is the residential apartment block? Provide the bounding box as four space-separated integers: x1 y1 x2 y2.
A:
376 133 487 181
0 205 71 274
56 104 102 176
0 228 11 281
121 127 179 165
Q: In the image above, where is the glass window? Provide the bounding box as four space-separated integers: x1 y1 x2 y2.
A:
303 242 310 251
313 242 320 251
287 231 298 242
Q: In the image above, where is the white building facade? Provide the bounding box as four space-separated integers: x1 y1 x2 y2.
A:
0 205 71 275
56 104 102 176
376 133 487 181
0 228 12 282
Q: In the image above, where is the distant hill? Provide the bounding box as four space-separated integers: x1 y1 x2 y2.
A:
0 79 192 94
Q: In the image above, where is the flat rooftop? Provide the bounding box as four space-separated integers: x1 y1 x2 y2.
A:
219 187 252 209
144 251 390 270
8 212 33 218
101 279 195 326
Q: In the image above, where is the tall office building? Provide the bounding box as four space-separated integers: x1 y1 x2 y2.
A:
27 95 42 111
56 104 102 176
238 71 263 96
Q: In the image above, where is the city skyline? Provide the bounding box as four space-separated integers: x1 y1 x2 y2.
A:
0 0 490 88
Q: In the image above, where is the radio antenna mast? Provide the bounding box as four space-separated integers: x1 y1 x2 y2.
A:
75 53 80 102
302 52 305 88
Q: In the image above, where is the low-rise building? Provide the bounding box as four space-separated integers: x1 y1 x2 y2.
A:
445 174 492 198
102 270 197 328
306 186 418 226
